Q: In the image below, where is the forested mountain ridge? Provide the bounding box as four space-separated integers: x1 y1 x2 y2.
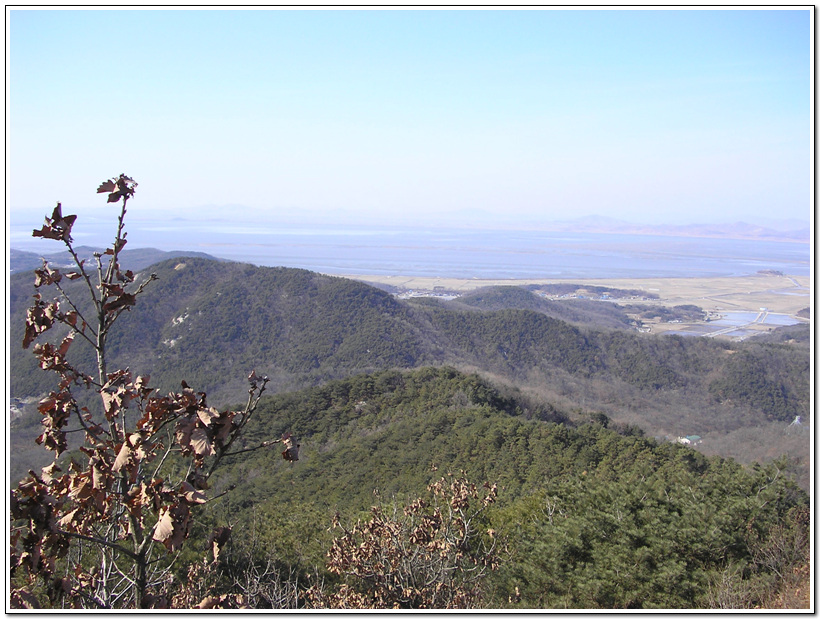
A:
9 257 810 487
202 366 809 609
10 259 437 401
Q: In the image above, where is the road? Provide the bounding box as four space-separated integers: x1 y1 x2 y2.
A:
704 310 769 338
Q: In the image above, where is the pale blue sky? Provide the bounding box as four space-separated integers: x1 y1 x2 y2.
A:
9 8 812 229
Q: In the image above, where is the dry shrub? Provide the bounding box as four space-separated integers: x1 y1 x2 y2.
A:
306 473 503 609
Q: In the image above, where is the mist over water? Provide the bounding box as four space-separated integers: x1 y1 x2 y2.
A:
10 219 810 280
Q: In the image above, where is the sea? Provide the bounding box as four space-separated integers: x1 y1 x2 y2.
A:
9 218 811 280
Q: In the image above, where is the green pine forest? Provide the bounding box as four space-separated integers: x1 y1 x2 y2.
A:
9 255 811 609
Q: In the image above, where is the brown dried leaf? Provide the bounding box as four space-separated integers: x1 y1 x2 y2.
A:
23 299 59 349
212 415 234 445
32 203 77 242
112 441 133 473
174 416 197 450
40 462 61 484
190 428 214 458
68 477 92 502
153 508 174 546
116 268 135 283
34 265 61 287
179 482 207 506
10 588 41 609
32 224 64 241
101 387 130 419
97 174 137 204
90 459 108 491
102 290 136 313
96 180 117 194
58 508 81 530
57 333 74 357
153 503 190 552
208 526 231 562
196 406 220 427
281 432 300 462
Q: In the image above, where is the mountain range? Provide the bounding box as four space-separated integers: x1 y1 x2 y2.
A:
9 255 809 490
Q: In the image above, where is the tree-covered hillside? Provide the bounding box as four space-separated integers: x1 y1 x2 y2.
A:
453 285 637 329
9 259 438 402
197 367 809 609
9 258 810 487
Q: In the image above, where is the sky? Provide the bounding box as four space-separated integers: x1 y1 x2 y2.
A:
8 8 813 232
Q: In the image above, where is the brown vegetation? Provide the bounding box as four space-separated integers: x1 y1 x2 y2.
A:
10 176 296 609
305 473 502 609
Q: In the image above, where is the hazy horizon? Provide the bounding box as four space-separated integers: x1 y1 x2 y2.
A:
9 206 810 237
9 8 812 231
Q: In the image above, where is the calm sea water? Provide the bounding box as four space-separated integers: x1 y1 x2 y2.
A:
10 218 810 280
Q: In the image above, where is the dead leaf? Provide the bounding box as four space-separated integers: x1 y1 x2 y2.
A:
174 416 197 449
281 432 300 462
196 406 220 426
190 428 214 458
179 481 207 504
153 503 190 552
40 463 61 484
96 180 117 194
112 443 132 473
32 203 77 242
208 526 231 562
97 174 137 204
58 508 81 529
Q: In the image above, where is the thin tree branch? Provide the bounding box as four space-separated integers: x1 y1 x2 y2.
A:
58 530 138 561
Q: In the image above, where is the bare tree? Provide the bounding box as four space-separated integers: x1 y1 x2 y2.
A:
10 175 298 609
170 523 302 609
306 473 503 609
